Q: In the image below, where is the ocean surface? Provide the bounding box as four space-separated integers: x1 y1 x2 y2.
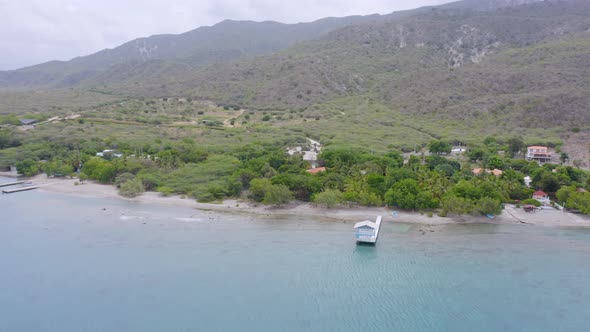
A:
1 179 590 331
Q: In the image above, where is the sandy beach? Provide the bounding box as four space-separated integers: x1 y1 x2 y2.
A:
17 174 590 227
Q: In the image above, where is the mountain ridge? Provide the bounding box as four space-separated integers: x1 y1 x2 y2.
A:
0 0 549 88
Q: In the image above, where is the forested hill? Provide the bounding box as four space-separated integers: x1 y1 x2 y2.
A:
97 0 590 130
0 15 390 88
1 0 589 137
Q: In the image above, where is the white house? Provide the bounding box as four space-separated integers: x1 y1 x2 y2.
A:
532 190 550 206
96 150 123 158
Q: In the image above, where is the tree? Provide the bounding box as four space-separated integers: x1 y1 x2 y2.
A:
434 164 456 177
82 157 117 183
262 184 293 207
556 185 576 204
507 137 524 157
568 192 590 214
383 151 404 169
358 191 382 207
42 159 74 177
271 173 321 201
118 178 145 198
429 140 451 155
474 197 502 215
16 159 40 177
484 155 504 170
416 191 439 210
441 194 473 215
249 178 273 202
560 152 570 165
115 172 136 188
313 189 344 208
484 136 497 147
467 148 486 162
536 171 560 193
384 179 419 209
79 172 89 183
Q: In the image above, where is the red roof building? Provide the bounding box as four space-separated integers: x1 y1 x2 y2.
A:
533 190 548 198
532 190 550 206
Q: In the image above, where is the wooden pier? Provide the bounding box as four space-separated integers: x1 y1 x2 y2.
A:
2 186 39 194
0 181 26 188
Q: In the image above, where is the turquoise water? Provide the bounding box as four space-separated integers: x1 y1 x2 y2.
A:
1 185 590 331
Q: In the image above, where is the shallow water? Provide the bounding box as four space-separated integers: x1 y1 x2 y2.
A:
1 182 590 331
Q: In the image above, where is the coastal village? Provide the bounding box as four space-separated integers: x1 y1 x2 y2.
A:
2 135 589 228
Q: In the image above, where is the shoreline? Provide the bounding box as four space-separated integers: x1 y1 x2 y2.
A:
12 174 590 228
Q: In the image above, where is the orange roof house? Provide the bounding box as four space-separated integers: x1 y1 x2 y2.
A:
472 168 503 176
527 146 551 162
306 167 326 175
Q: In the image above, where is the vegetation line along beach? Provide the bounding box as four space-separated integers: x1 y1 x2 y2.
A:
1 0 589 226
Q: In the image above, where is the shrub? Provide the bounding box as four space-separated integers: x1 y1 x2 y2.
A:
474 197 502 215
441 194 473 215
157 186 175 196
119 178 145 198
520 198 541 207
262 184 293 207
115 172 135 188
16 159 40 177
358 191 382 207
249 178 273 202
79 173 88 183
313 189 344 208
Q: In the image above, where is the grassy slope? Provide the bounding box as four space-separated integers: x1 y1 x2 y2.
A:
1 1 589 165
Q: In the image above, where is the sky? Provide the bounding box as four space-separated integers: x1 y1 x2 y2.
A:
0 0 450 70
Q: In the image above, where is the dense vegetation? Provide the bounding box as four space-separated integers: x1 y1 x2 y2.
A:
6 131 590 215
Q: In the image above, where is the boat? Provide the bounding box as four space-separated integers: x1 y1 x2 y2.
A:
354 216 382 245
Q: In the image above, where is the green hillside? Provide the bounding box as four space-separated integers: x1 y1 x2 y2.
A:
1 0 589 160
88 1 590 142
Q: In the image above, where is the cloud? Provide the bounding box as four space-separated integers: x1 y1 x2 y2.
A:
0 0 448 70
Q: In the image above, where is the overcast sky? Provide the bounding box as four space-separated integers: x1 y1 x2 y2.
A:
0 0 450 70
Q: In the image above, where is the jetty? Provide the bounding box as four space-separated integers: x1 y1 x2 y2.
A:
354 216 383 245
2 186 39 194
0 181 26 188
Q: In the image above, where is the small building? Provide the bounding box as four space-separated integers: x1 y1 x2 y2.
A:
354 216 382 245
451 146 467 154
532 190 550 206
527 146 551 162
490 169 503 177
306 167 326 175
96 150 123 158
524 176 532 188
19 118 37 126
472 168 484 175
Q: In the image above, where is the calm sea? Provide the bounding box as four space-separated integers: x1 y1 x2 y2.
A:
1 178 590 331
